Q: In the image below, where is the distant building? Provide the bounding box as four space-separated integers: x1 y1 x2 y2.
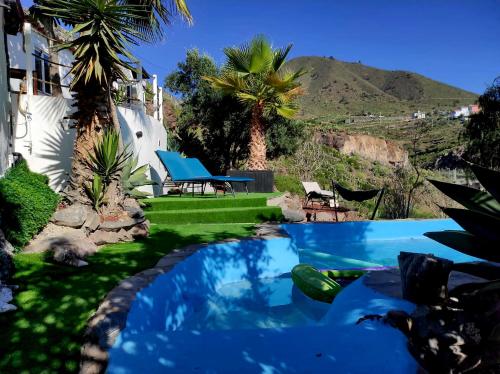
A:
450 106 470 119
412 110 426 119
469 104 480 115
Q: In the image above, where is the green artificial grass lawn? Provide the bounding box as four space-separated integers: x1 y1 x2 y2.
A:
0 223 255 374
145 206 283 224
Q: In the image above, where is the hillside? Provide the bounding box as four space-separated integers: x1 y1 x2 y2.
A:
287 56 477 118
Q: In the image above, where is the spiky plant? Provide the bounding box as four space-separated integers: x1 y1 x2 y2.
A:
204 35 305 170
425 163 500 262
121 156 155 199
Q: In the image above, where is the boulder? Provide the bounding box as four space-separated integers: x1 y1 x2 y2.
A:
0 229 15 283
117 229 134 242
89 230 122 246
124 206 145 220
282 209 306 223
129 220 150 239
51 204 90 228
51 247 88 267
99 217 145 232
25 226 97 258
83 211 101 232
268 192 303 211
0 286 16 313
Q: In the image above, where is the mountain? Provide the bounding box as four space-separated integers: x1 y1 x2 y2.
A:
286 56 478 118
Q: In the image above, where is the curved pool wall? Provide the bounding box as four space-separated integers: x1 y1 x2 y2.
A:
108 219 476 373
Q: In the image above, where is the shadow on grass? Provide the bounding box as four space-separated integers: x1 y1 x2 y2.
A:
0 224 255 373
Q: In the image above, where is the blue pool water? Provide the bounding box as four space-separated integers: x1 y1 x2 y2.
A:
108 219 477 373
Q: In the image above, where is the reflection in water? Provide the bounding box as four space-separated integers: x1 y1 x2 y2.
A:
180 275 330 331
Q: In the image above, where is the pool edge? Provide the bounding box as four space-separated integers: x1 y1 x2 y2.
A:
79 224 287 374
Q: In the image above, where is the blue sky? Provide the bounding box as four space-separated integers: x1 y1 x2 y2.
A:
22 0 500 93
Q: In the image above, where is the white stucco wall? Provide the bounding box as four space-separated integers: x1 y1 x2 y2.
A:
12 94 76 191
0 8 11 176
118 106 168 196
11 94 167 195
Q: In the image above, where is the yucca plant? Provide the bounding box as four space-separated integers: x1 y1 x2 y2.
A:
84 174 106 211
425 163 500 262
88 129 131 186
121 156 155 199
421 163 500 372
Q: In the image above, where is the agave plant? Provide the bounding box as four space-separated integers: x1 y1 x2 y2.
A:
84 174 106 211
424 163 500 262
87 129 131 185
121 156 155 199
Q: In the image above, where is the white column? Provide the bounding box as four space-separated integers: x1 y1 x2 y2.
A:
152 74 158 119
23 22 34 96
158 87 163 122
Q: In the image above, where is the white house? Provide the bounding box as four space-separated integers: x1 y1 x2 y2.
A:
412 110 426 119
4 16 168 195
450 106 471 119
0 0 24 176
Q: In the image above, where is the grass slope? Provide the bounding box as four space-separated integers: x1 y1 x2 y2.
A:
142 193 278 211
0 224 255 373
287 56 477 118
145 206 283 224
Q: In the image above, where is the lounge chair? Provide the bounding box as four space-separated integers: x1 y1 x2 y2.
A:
155 150 253 197
331 181 385 221
302 181 336 208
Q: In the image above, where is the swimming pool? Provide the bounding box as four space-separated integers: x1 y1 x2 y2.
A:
107 219 477 373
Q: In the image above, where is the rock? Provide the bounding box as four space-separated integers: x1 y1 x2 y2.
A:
129 220 150 239
0 229 15 283
89 230 122 246
51 204 90 228
51 247 88 267
268 192 303 211
0 287 17 313
282 209 306 223
99 217 145 232
314 131 408 166
117 229 133 242
124 206 145 220
25 230 97 258
398 251 454 304
83 211 101 232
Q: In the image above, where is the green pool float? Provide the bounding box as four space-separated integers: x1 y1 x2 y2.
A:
291 264 366 303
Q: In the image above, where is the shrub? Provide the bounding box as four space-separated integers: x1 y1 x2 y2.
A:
0 161 60 250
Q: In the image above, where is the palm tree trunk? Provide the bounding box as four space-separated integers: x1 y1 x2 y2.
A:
65 83 124 213
48 38 62 96
247 103 267 170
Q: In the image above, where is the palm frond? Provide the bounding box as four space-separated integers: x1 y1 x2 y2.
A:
272 44 292 71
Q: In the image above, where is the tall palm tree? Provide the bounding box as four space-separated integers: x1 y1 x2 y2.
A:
35 0 191 210
204 36 305 170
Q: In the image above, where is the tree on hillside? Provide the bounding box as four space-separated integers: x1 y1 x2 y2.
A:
204 36 305 170
165 49 303 173
463 77 500 169
36 0 191 211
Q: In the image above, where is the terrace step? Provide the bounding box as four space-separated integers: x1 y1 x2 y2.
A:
142 194 275 212
145 206 283 225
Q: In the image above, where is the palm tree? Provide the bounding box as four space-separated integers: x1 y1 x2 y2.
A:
35 0 191 210
204 36 304 170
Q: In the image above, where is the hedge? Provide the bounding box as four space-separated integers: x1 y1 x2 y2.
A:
0 161 60 250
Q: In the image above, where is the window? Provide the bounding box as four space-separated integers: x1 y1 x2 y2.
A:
34 49 51 95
